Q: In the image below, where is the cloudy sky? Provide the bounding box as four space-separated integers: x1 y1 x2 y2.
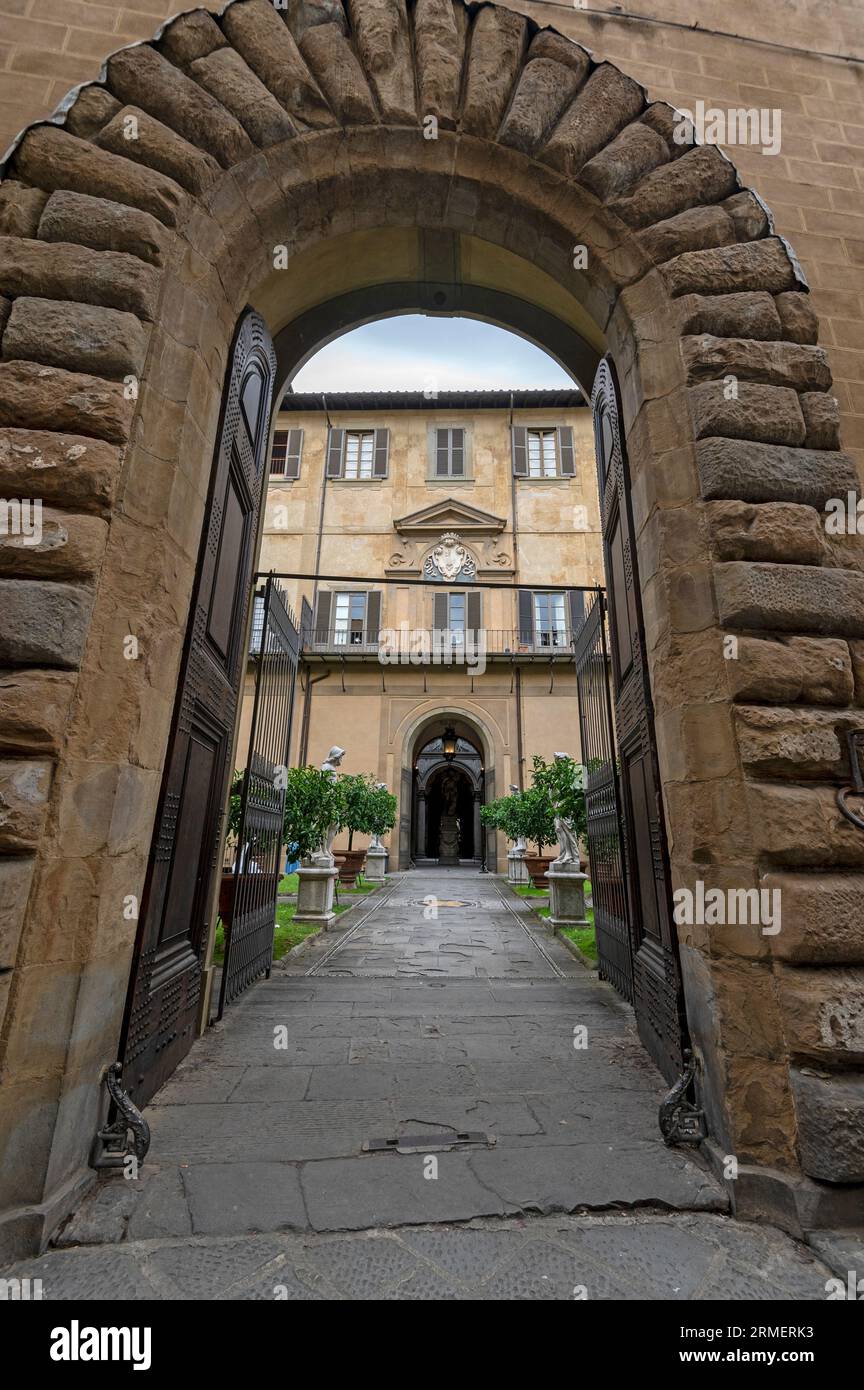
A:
292 315 575 392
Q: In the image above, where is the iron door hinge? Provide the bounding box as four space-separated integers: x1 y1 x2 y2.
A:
90 1062 151 1170
659 1049 707 1146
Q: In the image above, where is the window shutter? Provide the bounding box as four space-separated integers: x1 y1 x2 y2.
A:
315 591 332 642
512 425 528 476
568 589 585 638
300 595 313 646
435 428 450 477
558 425 576 476
466 590 482 636
433 592 448 633
450 427 465 477
373 428 389 478
518 590 534 645
326 428 345 477
284 428 303 479
365 591 381 643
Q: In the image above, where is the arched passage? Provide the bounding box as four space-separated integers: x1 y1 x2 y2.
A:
1 0 862 1254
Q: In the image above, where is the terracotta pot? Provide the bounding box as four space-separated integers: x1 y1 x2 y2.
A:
523 854 554 889
334 848 366 886
219 869 236 923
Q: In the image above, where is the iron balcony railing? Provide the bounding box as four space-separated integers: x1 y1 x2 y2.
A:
299 627 579 658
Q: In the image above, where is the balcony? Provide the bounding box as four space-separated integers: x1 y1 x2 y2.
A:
300 628 578 663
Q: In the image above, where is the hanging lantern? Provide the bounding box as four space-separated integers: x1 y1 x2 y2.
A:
442 725 457 760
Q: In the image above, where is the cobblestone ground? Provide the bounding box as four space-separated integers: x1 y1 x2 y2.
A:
1 871 837 1300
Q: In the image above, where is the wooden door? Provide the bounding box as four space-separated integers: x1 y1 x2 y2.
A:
591 356 688 1084
120 309 277 1105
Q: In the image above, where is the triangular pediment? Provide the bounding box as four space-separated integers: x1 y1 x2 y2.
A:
393 498 506 536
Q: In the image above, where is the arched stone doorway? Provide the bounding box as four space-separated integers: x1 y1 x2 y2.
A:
413 728 484 866
1 0 863 1254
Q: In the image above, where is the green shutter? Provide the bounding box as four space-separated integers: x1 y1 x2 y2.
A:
326 428 345 477
433 592 448 632
373 428 389 478
512 425 528 476
365 591 381 643
518 590 534 645
466 590 482 636
558 425 575 476
284 427 303 479
315 591 332 642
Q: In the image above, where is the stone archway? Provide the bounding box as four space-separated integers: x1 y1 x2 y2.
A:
1 0 863 1255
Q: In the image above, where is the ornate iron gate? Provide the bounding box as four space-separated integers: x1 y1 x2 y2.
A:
118 309 277 1108
591 355 688 1085
574 589 634 1003
218 576 300 1017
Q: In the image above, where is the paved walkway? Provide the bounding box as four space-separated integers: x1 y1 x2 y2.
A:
1 870 836 1300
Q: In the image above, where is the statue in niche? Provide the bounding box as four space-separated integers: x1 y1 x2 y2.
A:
440 770 460 815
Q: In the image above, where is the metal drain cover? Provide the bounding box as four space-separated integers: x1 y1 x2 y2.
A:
363 1131 495 1154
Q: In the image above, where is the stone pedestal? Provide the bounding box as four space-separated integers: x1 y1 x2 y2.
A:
507 846 528 884
365 843 387 882
547 867 590 932
439 815 460 864
294 863 338 927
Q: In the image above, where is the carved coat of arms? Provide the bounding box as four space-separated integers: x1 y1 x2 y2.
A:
423 532 477 582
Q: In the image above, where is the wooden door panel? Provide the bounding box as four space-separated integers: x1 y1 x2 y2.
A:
120 310 277 1106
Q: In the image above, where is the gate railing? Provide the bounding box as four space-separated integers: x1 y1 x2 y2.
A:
574 589 635 1004
218 576 299 1018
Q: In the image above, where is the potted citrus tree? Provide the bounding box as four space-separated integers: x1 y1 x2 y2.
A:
333 772 376 885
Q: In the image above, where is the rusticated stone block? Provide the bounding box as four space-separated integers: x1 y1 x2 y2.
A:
723 190 770 242
413 0 467 128
461 5 526 139
0 579 93 668
766 873 864 964
696 437 858 509
800 391 841 450
689 381 805 446
779 967 864 1064
64 86 122 141
160 10 227 66
286 0 347 40
0 855 35 969
0 669 77 756
527 30 589 74
38 191 167 269
0 429 119 512
728 635 854 707
641 101 694 153
580 121 667 202
0 182 47 239
0 237 159 323
13 127 184 229
682 334 831 393
775 291 818 345
499 58 584 155
640 205 733 263
97 107 220 199
543 64 644 176
0 507 108 580
707 500 823 565
190 49 297 147
299 24 378 124
345 0 416 124
611 144 738 231
745 780 864 867
222 0 334 128
662 239 799 298
0 363 133 445
715 560 864 637
3 298 148 381
676 291 782 342
791 1068 864 1182
107 46 254 170
734 705 863 779
0 759 53 851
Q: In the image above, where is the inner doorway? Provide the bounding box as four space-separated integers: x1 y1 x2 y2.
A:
413 729 483 867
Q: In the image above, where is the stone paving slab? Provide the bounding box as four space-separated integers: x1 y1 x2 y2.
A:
2 1213 836 1301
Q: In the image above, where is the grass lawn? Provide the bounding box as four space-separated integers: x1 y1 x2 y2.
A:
513 883 549 899
510 876 598 965
213 896 354 965
278 872 299 894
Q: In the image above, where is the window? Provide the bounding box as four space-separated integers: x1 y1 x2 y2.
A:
512 425 576 478
270 428 303 479
431 427 466 478
534 592 567 646
313 590 382 648
326 427 389 479
433 590 482 644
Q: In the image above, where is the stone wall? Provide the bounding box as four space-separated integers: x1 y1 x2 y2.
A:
0 0 862 1254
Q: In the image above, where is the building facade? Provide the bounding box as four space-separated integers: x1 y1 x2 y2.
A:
242 390 603 870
